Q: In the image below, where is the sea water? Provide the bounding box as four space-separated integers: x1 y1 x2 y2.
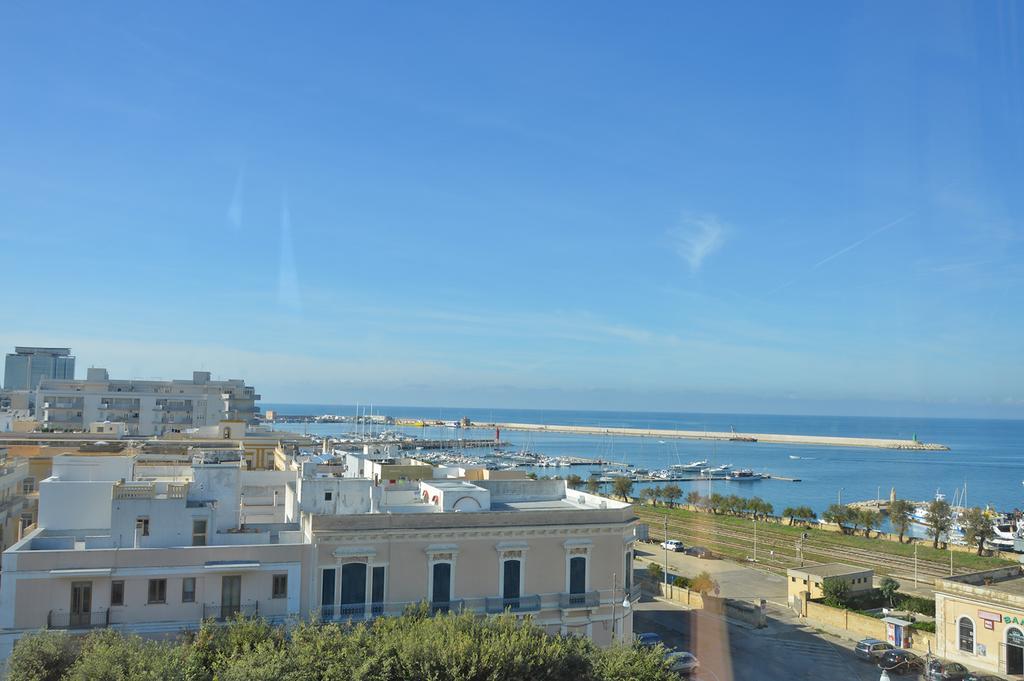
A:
264 404 1024 520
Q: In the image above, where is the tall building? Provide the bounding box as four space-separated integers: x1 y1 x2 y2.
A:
3 347 75 391
35 368 261 435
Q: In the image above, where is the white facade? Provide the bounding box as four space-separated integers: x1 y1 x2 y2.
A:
0 450 638 653
35 369 260 435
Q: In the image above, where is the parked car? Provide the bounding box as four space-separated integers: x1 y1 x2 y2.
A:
636 632 664 647
878 649 925 675
966 674 1006 681
685 546 712 558
660 539 685 552
664 651 699 675
854 638 894 662
927 660 970 681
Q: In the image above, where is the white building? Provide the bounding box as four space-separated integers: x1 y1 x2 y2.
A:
35 369 261 435
1 450 638 652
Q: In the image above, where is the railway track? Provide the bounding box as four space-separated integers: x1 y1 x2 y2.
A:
636 509 990 583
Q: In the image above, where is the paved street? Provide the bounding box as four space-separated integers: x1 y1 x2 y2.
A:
634 598 920 681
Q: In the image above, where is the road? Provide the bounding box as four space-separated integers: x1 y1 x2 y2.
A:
633 598 921 681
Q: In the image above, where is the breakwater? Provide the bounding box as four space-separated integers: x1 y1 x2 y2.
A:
441 421 949 450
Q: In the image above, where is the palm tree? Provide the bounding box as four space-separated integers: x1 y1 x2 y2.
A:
612 477 634 501
663 484 682 508
926 498 953 549
888 500 913 543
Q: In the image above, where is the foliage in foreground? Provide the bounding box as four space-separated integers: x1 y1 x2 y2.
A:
8 608 678 681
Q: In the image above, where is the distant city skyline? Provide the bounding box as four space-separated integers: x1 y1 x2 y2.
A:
1 3 1021 419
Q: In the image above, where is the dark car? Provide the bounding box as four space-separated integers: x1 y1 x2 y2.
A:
966 675 1006 681
635 632 663 648
878 649 925 675
927 660 970 681
685 546 713 558
854 638 894 661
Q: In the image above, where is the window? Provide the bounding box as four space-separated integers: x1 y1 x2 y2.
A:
182 577 196 603
22 477 35 494
959 617 975 653
273 574 287 599
325 491 333 501
321 568 336 618
111 580 124 606
569 556 586 594
137 517 150 536
372 566 386 612
192 519 207 546
503 559 521 600
432 562 452 607
148 579 167 604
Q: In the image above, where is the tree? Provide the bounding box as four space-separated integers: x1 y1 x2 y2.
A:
646 562 664 592
13 611 682 681
888 499 914 543
566 474 583 490
962 506 995 556
796 506 817 525
858 509 882 537
925 498 953 549
662 484 682 508
526 472 538 480
651 485 664 506
689 571 718 595
783 507 798 525
612 477 634 501
639 487 657 507
685 491 702 509
586 475 601 494
879 576 901 607
708 493 724 515
821 577 850 608
823 504 852 534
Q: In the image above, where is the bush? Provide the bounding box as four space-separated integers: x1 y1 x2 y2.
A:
896 594 936 617
10 612 681 681
6 630 79 681
912 620 936 633
672 576 690 589
821 577 850 608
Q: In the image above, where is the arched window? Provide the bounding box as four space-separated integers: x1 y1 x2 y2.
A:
958 617 975 653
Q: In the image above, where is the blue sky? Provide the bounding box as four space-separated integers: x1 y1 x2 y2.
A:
1 2 1022 418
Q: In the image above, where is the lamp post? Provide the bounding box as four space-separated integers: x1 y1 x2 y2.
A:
664 514 669 593
752 518 757 562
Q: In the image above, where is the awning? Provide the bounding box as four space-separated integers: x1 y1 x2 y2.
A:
203 561 261 571
882 617 913 626
49 568 112 577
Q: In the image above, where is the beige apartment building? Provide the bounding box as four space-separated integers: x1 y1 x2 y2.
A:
1 449 638 654
934 566 1024 677
787 562 874 602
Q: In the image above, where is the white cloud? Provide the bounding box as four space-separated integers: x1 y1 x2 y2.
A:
669 214 727 272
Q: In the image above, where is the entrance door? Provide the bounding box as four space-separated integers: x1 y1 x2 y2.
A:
70 582 92 628
1007 628 1024 675
221 575 241 619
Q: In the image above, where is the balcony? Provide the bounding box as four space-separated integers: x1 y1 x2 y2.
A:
47 608 109 630
559 591 600 609
485 595 542 614
203 602 260 621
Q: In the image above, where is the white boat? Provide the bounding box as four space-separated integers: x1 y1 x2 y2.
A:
789 455 800 460
726 469 764 481
670 459 708 472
